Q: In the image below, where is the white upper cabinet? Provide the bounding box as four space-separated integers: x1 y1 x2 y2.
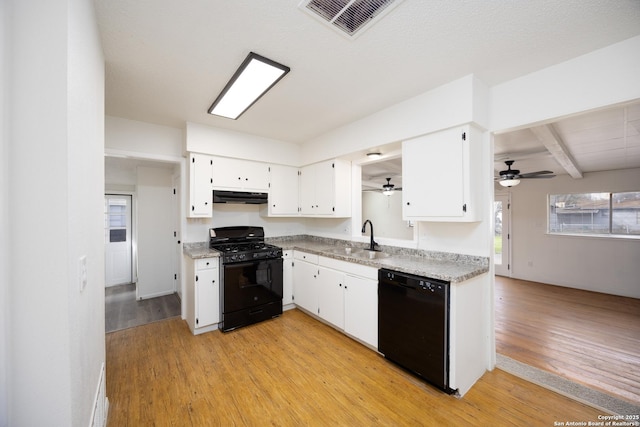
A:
267 164 300 216
402 125 482 222
299 159 351 217
188 153 214 218
212 156 270 192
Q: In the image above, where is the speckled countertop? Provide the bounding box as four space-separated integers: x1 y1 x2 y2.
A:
184 235 488 284
183 242 221 259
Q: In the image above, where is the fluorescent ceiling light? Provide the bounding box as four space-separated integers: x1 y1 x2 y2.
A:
208 52 290 120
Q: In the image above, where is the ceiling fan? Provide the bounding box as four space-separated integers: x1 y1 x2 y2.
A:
363 177 402 195
496 160 555 187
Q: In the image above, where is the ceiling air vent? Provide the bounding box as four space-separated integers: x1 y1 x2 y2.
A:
300 0 404 38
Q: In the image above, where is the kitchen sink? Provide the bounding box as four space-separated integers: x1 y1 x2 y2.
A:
351 250 391 260
325 247 364 256
324 247 391 260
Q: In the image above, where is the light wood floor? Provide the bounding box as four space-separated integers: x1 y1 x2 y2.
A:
495 276 640 405
106 309 603 426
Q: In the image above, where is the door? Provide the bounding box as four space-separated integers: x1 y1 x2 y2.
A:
494 194 511 276
105 194 132 286
172 174 182 299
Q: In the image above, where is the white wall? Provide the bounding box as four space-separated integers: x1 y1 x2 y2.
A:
186 122 300 166
106 116 184 161
6 0 105 425
507 168 640 298
490 35 640 132
301 75 490 165
137 166 176 299
361 192 413 240
0 0 9 423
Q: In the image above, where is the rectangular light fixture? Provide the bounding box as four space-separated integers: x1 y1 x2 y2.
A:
208 52 290 120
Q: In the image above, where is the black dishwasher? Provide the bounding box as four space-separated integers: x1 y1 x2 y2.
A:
378 268 452 393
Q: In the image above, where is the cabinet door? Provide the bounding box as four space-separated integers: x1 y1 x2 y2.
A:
196 266 219 327
243 161 270 191
212 157 244 189
314 161 335 215
212 157 269 191
282 251 294 305
317 266 345 328
344 275 378 348
292 260 318 313
189 153 213 217
402 127 465 218
299 164 316 215
269 165 300 216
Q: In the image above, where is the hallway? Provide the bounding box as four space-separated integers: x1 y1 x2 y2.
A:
105 283 181 333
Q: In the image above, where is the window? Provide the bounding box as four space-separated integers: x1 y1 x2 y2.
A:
549 192 640 237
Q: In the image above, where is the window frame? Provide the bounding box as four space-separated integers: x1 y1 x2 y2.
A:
547 191 640 239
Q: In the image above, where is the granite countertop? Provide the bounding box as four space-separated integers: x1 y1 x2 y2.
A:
183 242 221 259
184 235 489 284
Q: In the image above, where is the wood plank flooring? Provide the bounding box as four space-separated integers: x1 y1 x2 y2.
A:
495 276 640 405
106 309 604 426
105 283 181 333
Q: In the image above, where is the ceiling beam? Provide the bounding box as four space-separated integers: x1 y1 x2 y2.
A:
530 124 583 178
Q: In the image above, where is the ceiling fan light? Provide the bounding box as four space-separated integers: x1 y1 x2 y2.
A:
499 178 520 187
382 188 395 196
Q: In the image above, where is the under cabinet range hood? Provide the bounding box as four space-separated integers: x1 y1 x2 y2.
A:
213 190 268 204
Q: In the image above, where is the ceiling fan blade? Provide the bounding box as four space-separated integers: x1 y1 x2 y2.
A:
518 170 554 178
519 174 556 179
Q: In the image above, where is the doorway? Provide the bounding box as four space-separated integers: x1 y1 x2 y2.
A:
105 194 133 286
493 193 510 277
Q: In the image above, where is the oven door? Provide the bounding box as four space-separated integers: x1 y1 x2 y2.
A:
222 258 283 314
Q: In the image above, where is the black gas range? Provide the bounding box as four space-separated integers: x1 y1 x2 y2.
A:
209 226 283 332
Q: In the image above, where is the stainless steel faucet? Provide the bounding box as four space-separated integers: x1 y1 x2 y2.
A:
361 219 378 251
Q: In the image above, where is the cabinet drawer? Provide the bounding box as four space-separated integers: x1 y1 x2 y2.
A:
196 258 218 270
282 250 293 259
294 251 318 264
319 256 378 281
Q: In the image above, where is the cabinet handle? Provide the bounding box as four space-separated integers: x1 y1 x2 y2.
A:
406 202 411 206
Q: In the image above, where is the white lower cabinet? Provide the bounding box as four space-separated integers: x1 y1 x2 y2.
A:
343 274 378 348
282 250 294 306
184 256 220 335
317 266 345 329
292 253 319 313
292 251 378 348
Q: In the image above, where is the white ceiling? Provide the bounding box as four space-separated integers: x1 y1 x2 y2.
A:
494 101 640 179
97 0 640 180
